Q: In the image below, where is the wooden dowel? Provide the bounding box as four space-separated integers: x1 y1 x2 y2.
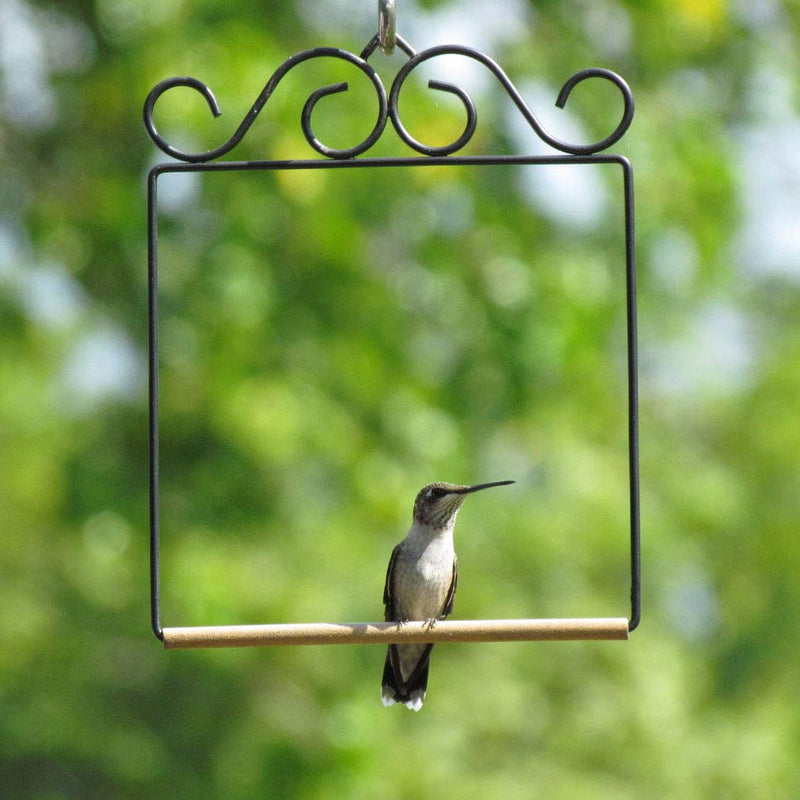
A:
162 617 630 649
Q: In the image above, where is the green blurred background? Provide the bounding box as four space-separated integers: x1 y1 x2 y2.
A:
2 0 799 797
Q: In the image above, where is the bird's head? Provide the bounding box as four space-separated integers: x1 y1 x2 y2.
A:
412 480 514 529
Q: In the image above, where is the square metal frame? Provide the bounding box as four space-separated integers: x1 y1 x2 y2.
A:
147 154 640 644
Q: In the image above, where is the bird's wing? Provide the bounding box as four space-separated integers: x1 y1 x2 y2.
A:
383 543 403 621
442 553 458 617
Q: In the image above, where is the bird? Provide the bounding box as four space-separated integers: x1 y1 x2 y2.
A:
380 479 515 710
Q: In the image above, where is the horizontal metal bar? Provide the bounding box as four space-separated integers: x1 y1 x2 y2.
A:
162 618 630 649
149 153 632 178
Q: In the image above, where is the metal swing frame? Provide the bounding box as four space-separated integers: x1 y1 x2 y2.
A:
145 27 640 649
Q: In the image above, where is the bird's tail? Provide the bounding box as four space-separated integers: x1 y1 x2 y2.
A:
380 644 432 711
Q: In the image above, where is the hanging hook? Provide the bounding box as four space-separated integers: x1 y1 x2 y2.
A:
379 0 396 55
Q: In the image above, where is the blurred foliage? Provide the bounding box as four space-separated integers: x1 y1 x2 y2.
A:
2 0 800 797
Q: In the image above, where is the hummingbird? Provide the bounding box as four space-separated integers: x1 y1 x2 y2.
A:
380 479 515 710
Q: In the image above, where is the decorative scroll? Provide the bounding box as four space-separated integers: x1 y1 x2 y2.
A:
143 34 633 162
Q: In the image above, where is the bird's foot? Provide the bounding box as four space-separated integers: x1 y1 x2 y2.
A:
423 617 438 630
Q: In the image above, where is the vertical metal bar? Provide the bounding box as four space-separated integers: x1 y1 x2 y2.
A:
147 168 163 641
621 158 641 632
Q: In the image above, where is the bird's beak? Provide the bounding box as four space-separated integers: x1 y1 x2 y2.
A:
452 480 515 495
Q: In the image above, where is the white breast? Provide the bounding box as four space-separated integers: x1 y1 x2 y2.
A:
392 525 455 621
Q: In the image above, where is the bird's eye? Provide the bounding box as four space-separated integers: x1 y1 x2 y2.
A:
429 487 447 499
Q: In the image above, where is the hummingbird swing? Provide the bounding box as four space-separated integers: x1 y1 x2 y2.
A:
144 1 640 651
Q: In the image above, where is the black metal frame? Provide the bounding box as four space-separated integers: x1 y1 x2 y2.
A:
145 33 640 641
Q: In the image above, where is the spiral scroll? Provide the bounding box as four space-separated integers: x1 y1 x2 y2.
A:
143 47 388 162
143 36 633 162
388 45 633 156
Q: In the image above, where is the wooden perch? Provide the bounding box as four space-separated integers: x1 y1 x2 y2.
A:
162 617 630 649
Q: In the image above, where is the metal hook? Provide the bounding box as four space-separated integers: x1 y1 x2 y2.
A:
379 0 396 55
